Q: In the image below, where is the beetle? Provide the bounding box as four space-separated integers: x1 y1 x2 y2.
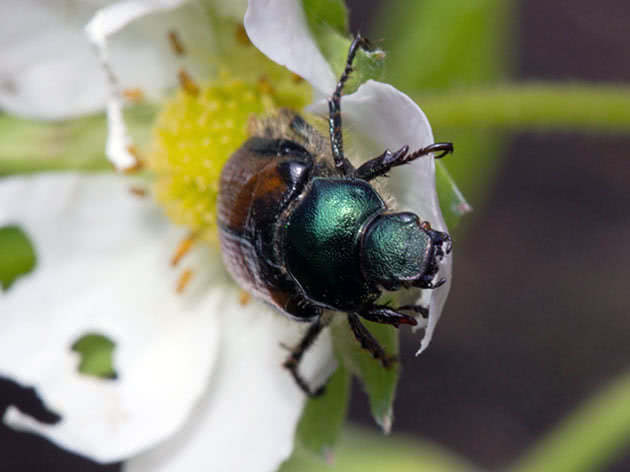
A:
217 35 453 396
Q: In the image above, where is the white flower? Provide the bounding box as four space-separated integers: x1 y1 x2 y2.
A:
0 0 452 471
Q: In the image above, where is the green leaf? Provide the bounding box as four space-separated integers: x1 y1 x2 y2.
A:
301 0 384 93
0 105 156 175
71 333 117 379
302 0 348 36
0 225 37 290
295 362 351 458
511 371 630 472
331 318 399 431
282 427 477 472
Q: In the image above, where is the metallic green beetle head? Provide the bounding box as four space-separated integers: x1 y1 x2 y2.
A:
360 212 452 291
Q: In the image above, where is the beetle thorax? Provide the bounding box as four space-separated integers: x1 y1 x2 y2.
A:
283 177 385 310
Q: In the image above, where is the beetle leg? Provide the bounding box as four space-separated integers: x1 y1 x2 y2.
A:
328 34 371 176
355 146 409 181
347 313 397 368
283 315 331 398
356 142 453 181
358 306 418 327
397 304 430 318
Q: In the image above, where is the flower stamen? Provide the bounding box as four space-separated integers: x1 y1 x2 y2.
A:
122 88 145 103
168 30 186 57
175 268 194 294
149 22 312 243
177 69 200 97
122 146 144 174
257 76 274 95
171 234 196 267
128 186 147 198
239 290 252 306
235 24 250 46
149 73 310 242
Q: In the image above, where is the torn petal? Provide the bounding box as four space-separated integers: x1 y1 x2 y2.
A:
244 0 337 95
0 173 224 462
105 98 137 171
126 295 335 472
309 80 451 353
85 0 190 171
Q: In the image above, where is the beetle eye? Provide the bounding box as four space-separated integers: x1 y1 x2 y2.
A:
426 228 452 259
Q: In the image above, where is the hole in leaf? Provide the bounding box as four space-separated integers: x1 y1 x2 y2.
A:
71 333 118 380
0 225 37 291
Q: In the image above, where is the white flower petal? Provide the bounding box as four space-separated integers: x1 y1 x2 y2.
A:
105 98 138 171
418 258 451 355
125 297 334 472
0 173 225 462
86 0 185 47
309 80 451 353
244 0 337 95
0 0 109 118
0 0 214 120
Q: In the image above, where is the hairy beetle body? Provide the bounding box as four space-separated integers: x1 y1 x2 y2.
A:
217 35 454 397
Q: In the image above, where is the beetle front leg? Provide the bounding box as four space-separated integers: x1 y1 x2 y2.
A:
347 313 397 368
358 306 418 327
356 142 453 181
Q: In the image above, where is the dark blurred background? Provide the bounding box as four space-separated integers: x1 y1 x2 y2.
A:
348 1 630 471
1 1 628 471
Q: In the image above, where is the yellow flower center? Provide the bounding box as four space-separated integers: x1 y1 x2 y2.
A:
148 57 311 243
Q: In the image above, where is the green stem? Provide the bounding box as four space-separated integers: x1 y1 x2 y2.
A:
0 104 156 175
2 83 628 175
511 371 630 472
0 113 109 175
414 83 630 133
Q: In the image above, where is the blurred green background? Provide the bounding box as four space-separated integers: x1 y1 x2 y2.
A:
342 0 630 471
